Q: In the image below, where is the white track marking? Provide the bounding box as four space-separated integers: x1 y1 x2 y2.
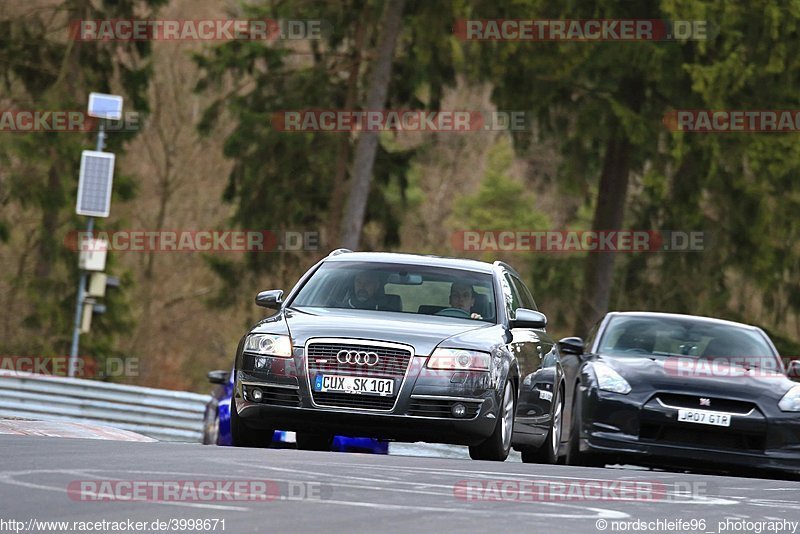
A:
0 469 250 512
298 498 631 519
219 458 744 506
216 461 631 518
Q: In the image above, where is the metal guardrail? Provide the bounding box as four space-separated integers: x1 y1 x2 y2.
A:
0 370 210 442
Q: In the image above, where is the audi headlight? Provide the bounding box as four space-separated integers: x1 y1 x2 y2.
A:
427 348 490 371
593 362 631 394
243 334 292 358
778 385 800 412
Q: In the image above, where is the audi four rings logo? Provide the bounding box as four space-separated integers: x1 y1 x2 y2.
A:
337 350 380 366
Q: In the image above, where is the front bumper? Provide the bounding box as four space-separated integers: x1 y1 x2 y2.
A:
577 387 800 474
236 402 498 446
584 434 800 473
234 352 502 446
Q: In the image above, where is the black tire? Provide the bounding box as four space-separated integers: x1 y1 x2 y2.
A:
520 386 563 464
202 404 220 445
566 388 604 467
230 403 274 448
296 432 334 451
469 380 515 461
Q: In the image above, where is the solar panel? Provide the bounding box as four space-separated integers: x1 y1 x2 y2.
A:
88 92 123 120
76 150 115 217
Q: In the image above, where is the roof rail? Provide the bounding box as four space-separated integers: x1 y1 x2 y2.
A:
493 260 520 276
328 248 353 256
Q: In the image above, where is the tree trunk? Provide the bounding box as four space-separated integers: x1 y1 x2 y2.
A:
339 0 405 250
326 6 370 245
576 135 631 335
33 163 62 279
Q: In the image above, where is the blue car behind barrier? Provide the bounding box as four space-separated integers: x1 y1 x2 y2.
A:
203 370 388 453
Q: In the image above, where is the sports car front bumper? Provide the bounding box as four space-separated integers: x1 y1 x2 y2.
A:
576 387 800 474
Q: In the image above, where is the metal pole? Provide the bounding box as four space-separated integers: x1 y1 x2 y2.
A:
68 121 105 377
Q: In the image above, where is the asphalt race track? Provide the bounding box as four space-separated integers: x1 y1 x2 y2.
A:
1 435 799 533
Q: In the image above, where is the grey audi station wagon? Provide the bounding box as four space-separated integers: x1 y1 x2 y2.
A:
232 250 565 462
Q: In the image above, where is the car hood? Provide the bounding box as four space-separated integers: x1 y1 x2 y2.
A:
594 354 797 403
251 306 501 356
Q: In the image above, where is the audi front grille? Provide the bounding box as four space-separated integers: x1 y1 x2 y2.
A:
306 339 413 411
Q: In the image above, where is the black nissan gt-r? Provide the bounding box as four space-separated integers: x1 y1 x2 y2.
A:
561 311 800 475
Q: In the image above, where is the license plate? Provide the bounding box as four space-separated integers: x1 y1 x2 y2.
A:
313 375 394 396
677 408 731 427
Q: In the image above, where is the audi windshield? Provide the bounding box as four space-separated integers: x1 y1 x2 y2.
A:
290 261 497 322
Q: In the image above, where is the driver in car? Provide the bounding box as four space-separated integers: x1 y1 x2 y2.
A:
450 282 483 320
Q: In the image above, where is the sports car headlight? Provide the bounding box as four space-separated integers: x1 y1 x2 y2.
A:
778 385 800 412
243 334 292 358
427 348 490 371
593 362 631 394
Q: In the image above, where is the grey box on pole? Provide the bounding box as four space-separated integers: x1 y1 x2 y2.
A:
88 92 123 120
76 150 115 218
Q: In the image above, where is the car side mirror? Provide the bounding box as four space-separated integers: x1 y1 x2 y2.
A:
510 308 547 329
207 370 230 385
255 289 283 310
788 360 800 380
558 337 585 355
